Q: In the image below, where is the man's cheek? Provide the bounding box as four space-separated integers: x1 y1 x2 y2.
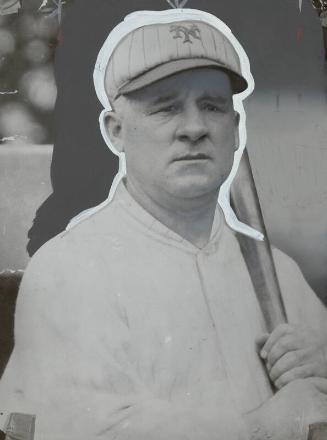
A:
131 128 157 145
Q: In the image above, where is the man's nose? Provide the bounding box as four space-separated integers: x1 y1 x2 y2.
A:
175 107 208 143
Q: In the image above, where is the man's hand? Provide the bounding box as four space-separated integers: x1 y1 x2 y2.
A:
244 378 327 440
259 324 327 389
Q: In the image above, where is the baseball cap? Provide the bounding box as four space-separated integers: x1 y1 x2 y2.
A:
105 20 247 101
94 9 253 108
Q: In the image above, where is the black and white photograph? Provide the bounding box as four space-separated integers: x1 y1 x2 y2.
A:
0 0 327 439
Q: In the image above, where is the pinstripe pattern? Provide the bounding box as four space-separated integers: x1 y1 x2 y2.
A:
198 25 208 57
156 27 162 63
127 31 135 79
175 28 179 58
110 52 117 90
105 20 244 101
210 28 218 59
221 34 230 66
142 27 147 70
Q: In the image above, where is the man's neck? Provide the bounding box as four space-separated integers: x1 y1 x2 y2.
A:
125 179 220 249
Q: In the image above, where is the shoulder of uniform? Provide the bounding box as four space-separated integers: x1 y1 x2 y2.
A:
22 198 127 289
31 199 122 262
271 246 300 273
19 210 109 300
270 245 314 303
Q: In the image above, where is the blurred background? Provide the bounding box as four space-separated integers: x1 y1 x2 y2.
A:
0 1 61 144
0 0 65 376
0 1 66 298
0 0 327 303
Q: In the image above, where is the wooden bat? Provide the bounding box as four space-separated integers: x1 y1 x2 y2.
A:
230 150 287 333
231 149 327 440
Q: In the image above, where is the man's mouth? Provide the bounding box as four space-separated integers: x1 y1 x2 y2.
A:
173 153 211 162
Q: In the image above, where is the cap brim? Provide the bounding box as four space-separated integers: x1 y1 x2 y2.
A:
117 58 248 98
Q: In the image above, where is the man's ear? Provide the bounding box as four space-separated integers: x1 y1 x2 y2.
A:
234 111 240 151
105 111 124 153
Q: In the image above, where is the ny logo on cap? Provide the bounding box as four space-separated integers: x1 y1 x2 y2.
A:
170 24 201 44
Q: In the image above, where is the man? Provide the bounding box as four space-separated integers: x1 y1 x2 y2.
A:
1 8 327 440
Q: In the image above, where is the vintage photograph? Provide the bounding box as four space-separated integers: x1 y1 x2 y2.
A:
0 0 327 438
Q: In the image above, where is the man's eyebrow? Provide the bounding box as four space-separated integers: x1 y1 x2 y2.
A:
149 92 179 105
198 94 230 104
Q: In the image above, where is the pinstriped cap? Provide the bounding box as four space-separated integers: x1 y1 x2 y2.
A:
104 19 248 102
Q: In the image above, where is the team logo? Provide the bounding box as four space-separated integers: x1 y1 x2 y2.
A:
169 24 201 44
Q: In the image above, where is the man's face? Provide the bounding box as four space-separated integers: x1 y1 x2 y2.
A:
109 68 238 203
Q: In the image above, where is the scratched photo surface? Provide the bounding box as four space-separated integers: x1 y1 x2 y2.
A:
0 0 327 438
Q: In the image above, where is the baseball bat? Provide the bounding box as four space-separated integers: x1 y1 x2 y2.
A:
230 149 327 440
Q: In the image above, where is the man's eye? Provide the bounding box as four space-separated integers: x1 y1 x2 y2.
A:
203 104 222 112
156 105 179 113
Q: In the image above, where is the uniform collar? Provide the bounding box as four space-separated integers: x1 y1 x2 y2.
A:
113 179 224 254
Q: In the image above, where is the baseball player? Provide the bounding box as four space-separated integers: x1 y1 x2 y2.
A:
1 8 327 440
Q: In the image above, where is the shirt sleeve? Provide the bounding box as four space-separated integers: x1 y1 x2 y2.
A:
0 238 248 440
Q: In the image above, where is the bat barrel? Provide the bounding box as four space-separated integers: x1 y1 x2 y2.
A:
230 150 287 333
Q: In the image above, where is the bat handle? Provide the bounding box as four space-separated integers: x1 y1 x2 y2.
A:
308 422 327 439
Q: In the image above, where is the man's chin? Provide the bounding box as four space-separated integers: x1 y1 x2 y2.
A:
165 176 221 200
